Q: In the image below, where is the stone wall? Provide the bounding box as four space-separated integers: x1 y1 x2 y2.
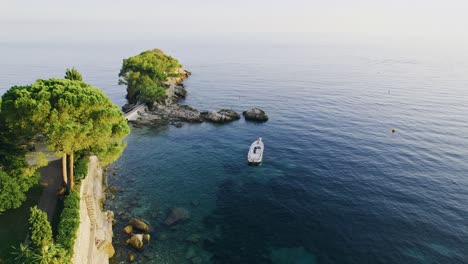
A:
72 156 114 264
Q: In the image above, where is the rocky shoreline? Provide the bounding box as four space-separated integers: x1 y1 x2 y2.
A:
124 69 268 128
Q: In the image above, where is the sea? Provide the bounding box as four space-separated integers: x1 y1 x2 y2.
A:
1 33 468 263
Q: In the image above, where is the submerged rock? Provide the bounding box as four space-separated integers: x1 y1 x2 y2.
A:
201 109 240 123
159 233 168 241
143 234 151 242
108 186 117 194
164 207 190 226
129 253 135 262
185 234 201 243
106 192 115 200
243 108 268 122
129 218 150 231
185 246 197 260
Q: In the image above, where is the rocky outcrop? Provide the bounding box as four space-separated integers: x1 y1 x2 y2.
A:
243 108 268 122
174 85 187 98
121 218 152 257
125 232 151 250
126 68 244 128
200 109 240 123
126 234 144 249
164 207 190 226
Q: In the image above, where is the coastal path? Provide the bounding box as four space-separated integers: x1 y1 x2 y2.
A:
123 101 146 121
37 160 62 222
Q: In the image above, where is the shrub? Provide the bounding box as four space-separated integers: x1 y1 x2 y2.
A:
73 157 88 183
56 189 80 260
28 206 53 251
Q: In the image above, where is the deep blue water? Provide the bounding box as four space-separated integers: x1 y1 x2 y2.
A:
1 34 468 263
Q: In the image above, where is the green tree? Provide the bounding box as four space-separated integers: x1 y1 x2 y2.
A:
64 67 83 81
14 218 67 264
0 135 42 214
1 78 130 190
118 49 182 104
0 170 38 214
28 206 52 251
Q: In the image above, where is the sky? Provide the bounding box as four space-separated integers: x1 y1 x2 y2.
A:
1 0 467 41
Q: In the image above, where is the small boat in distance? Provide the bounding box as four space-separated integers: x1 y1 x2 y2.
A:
248 137 264 165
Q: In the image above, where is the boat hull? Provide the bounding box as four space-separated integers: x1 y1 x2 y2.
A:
247 138 264 165
248 161 262 166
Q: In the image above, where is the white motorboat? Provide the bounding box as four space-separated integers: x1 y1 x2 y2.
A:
248 137 264 165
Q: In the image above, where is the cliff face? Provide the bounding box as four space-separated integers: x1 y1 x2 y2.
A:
72 156 114 264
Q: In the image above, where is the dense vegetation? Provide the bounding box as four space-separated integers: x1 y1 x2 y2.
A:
13 207 66 264
1 69 129 262
73 156 88 183
56 189 80 263
1 75 130 190
118 49 182 104
0 136 46 213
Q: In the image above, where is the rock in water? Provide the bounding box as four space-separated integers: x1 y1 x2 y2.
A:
243 108 269 122
143 234 150 242
107 211 115 219
185 246 196 260
164 207 190 226
126 234 144 249
129 218 149 231
185 234 201 243
201 109 240 123
124 225 133 234
174 86 187 98
101 242 115 258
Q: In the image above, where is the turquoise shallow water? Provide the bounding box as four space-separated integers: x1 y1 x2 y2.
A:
1 35 468 263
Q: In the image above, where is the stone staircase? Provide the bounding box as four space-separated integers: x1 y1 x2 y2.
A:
84 194 96 226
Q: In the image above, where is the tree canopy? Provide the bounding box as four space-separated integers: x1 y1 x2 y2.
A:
118 49 182 104
2 78 129 162
1 76 130 190
0 133 43 214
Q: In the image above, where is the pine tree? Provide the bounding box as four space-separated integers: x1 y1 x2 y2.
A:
28 206 52 250
64 67 83 81
1 74 130 190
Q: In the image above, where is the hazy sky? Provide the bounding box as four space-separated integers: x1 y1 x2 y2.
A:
1 0 467 40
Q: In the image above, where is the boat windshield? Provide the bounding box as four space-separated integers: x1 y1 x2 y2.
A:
253 146 261 154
